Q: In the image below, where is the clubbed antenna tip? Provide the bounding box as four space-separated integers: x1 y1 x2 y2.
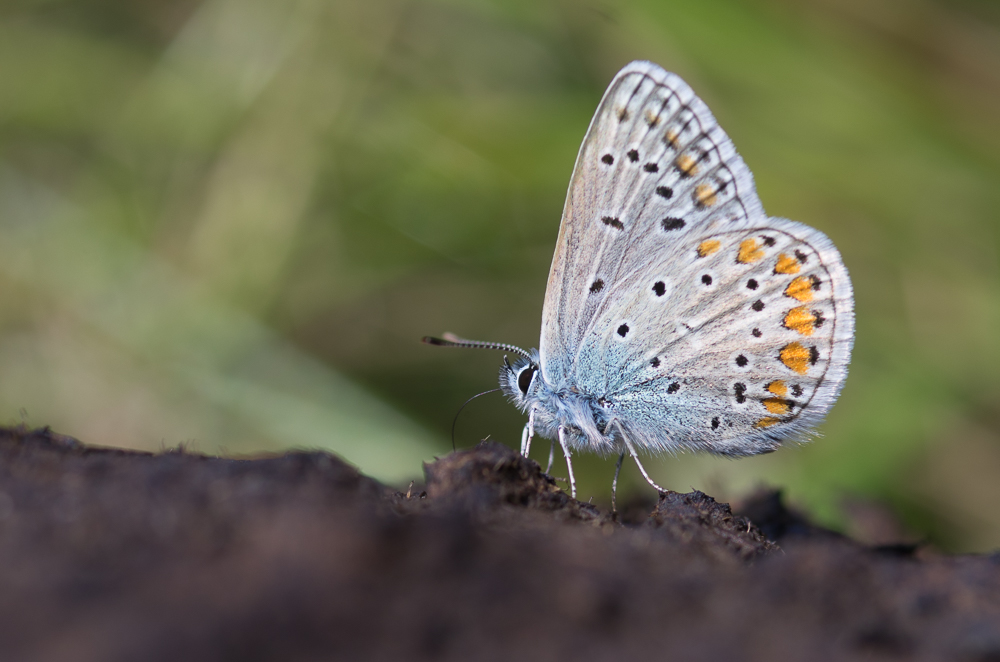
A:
422 334 531 360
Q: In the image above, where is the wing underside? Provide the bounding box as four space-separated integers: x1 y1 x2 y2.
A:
538 61 853 454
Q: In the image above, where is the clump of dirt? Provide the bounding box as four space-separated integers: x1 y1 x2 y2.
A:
0 426 998 662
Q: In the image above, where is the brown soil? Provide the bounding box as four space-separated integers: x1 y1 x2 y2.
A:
0 426 998 661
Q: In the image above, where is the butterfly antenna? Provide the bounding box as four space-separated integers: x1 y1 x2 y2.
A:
422 333 532 360
451 388 502 451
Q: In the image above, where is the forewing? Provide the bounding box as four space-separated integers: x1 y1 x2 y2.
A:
541 60 764 382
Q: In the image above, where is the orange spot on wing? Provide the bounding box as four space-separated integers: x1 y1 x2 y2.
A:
737 238 765 264
675 154 699 177
780 342 811 374
665 129 679 148
763 398 792 415
783 306 816 336
784 276 815 302
697 239 721 258
645 109 660 127
754 417 781 429
766 380 787 397
774 253 800 275
694 183 717 207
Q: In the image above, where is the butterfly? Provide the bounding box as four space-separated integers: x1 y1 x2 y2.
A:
425 61 854 505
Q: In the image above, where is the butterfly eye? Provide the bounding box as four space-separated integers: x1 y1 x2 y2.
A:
517 365 538 395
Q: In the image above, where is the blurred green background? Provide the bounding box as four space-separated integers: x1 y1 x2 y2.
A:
1 0 998 551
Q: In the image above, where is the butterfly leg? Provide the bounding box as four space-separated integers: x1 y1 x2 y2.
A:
520 408 535 457
557 426 577 499
545 441 555 474
611 450 625 513
625 440 666 494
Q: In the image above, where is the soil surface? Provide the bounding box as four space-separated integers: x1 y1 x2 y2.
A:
0 426 998 661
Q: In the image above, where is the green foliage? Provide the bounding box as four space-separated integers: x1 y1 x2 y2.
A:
1 0 998 549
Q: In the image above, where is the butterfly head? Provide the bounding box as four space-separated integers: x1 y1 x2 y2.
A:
421 334 546 412
499 350 543 411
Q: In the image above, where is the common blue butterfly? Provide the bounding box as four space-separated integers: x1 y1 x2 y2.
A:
425 61 855 504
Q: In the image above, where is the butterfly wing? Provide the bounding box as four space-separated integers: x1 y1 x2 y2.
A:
539 61 854 454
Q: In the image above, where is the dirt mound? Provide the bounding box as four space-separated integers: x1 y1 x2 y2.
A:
0 427 997 661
